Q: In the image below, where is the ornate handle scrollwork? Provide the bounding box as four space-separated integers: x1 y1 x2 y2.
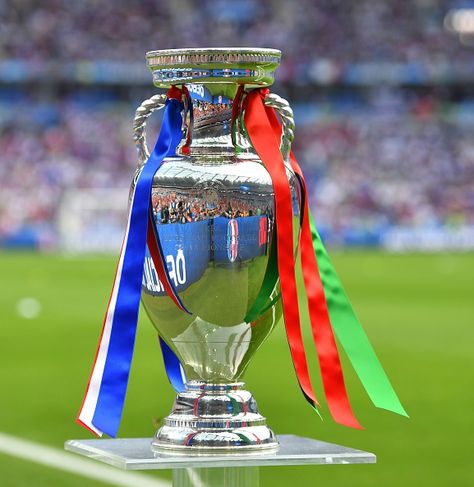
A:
264 93 303 223
130 94 167 192
133 94 168 167
263 93 295 162
131 93 192 191
131 91 295 191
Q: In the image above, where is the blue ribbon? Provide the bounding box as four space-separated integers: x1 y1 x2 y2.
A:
91 97 185 437
159 336 186 393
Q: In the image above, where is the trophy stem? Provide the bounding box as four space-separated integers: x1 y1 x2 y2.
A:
152 381 279 455
172 467 259 487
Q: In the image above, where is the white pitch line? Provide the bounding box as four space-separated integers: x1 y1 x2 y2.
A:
0 432 170 487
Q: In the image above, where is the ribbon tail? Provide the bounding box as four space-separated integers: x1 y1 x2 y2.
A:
291 159 361 428
308 212 408 417
77 95 187 437
159 336 186 393
262 102 360 428
76 183 142 437
76 215 132 437
244 89 319 410
299 181 361 429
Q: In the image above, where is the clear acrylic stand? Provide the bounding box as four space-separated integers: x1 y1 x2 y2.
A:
65 435 376 487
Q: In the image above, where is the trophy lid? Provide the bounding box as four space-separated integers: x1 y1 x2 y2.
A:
146 48 281 88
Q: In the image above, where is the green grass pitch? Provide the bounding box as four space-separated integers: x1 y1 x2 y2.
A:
0 251 472 486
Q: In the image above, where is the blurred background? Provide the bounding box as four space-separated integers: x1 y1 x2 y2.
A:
2 0 474 251
0 1 473 486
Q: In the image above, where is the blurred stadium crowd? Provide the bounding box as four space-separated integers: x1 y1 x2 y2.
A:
2 0 473 80
1 0 474 249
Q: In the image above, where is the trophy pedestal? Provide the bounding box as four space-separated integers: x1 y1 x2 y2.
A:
65 435 376 487
153 382 278 454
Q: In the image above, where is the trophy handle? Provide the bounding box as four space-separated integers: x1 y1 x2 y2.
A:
131 93 192 191
131 91 295 184
264 93 295 162
133 94 168 168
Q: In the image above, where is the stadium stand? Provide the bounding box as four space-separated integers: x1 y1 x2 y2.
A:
1 0 473 249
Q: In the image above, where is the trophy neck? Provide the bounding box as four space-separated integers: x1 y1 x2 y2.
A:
182 83 247 156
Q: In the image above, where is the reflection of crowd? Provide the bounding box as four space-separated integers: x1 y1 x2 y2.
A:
152 193 266 224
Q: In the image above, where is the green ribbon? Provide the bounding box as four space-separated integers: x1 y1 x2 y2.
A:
246 213 408 418
244 227 280 323
308 210 408 417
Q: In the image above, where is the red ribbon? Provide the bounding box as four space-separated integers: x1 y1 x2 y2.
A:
146 86 191 314
244 89 318 408
147 209 188 312
293 159 361 428
244 88 362 428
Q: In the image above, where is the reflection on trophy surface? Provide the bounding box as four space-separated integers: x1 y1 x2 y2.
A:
135 48 300 453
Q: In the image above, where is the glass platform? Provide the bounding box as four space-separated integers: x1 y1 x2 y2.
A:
64 434 375 470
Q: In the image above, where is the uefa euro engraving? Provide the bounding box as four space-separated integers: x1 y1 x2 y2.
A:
136 48 295 453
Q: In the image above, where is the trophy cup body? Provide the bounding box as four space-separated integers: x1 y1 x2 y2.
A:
136 49 300 454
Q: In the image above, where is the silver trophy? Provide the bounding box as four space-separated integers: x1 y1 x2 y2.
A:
134 48 299 454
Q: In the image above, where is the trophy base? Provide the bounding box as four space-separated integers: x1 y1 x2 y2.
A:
152 382 279 455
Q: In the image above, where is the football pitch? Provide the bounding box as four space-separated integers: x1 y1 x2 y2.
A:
0 251 472 486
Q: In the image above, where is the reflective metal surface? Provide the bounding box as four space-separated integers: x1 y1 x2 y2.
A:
146 48 281 88
136 48 299 454
153 382 278 453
